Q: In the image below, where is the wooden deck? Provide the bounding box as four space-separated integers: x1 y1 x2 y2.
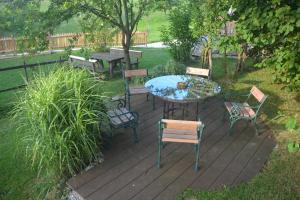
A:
68 94 275 200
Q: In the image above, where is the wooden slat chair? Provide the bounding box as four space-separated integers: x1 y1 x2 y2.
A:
69 55 104 76
124 69 154 111
157 119 205 171
224 86 268 135
107 97 139 143
186 67 210 79
110 48 143 69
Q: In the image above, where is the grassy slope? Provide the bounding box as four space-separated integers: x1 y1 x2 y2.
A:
137 11 169 42
0 50 299 199
53 11 169 42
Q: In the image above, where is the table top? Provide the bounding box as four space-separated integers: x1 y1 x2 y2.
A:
92 53 124 62
145 75 221 103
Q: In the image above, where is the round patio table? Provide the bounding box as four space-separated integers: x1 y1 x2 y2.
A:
145 75 221 119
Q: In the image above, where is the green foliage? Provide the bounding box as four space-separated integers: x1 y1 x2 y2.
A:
79 14 118 52
79 47 92 60
177 151 300 200
191 0 232 71
63 35 79 59
233 0 300 91
13 67 107 197
285 116 300 153
161 1 196 62
152 60 186 76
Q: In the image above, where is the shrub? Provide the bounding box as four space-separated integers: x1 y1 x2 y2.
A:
152 60 186 77
13 67 107 197
161 2 197 63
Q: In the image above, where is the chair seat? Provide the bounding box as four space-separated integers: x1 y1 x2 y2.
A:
108 108 135 126
129 86 149 95
162 128 199 144
224 102 256 118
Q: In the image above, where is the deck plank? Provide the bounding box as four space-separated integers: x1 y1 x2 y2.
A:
67 95 275 200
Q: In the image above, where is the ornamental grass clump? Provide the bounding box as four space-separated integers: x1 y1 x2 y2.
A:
13 67 107 196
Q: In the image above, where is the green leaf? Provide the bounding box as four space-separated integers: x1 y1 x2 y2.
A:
285 116 297 131
296 128 300 136
287 142 298 153
296 19 300 27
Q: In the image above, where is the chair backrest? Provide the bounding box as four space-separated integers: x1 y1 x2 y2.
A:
110 48 143 59
124 69 148 78
186 67 210 79
250 86 267 103
161 119 202 133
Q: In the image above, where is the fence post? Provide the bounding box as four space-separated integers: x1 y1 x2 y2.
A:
23 60 29 82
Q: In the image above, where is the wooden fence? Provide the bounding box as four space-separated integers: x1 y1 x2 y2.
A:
0 32 148 53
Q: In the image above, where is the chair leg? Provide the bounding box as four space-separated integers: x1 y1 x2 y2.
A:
253 119 259 136
195 143 200 171
157 141 162 168
229 119 238 135
222 110 227 122
128 94 131 111
133 126 138 143
152 95 155 110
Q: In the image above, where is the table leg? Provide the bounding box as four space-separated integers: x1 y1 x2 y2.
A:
196 102 199 120
163 101 166 118
172 103 174 117
182 104 185 119
99 60 104 71
109 61 114 77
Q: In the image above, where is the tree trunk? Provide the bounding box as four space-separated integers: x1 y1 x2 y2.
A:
208 48 212 72
236 44 247 72
122 31 132 70
223 48 227 75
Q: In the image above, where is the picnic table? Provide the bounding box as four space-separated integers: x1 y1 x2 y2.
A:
91 53 124 77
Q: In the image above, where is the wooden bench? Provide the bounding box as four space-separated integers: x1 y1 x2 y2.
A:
69 55 104 76
110 48 143 68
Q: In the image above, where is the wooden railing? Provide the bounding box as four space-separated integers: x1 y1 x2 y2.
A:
0 32 148 53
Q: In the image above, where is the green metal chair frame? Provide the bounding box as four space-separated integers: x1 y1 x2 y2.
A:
157 119 205 171
123 69 155 111
107 98 139 143
224 86 268 135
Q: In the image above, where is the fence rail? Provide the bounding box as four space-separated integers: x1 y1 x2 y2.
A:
0 32 148 53
0 58 67 93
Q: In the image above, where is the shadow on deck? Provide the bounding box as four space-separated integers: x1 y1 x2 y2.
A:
68 95 275 200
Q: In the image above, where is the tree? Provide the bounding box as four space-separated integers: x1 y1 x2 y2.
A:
161 1 196 63
232 0 300 91
191 0 231 73
43 0 155 69
79 14 118 52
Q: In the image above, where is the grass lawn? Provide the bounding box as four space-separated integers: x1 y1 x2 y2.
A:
53 11 168 42
0 49 299 199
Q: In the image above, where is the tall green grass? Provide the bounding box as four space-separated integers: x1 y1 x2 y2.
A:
12 66 108 198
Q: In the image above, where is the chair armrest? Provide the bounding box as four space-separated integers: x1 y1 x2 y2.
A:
106 97 126 110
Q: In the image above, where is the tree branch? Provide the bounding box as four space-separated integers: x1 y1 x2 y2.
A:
80 3 123 29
